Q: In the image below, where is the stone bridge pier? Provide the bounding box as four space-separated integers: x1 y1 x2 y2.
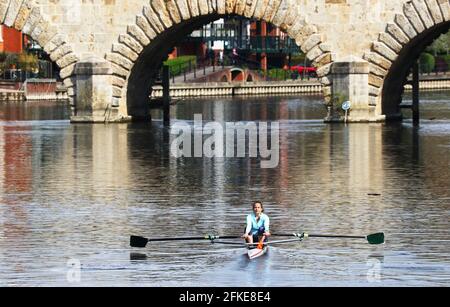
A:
1 0 450 123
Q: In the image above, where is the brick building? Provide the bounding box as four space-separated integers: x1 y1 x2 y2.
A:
0 25 24 53
173 18 299 70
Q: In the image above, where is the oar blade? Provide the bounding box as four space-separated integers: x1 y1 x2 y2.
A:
366 232 385 245
130 235 149 248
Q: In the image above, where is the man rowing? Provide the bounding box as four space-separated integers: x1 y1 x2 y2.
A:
243 201 271 248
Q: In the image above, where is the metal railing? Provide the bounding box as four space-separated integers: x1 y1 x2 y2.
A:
156 53 318 84
1 69 38 82
161 57 230 84
184 21 300 54
0 60 55 82
184 34 300 54
226 54 317 81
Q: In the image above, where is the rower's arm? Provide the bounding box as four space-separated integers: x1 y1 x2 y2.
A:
264 216 270 234
244 215 252 235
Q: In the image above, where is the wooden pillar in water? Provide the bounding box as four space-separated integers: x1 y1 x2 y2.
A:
163 65 170 125
260 21 267 72
412 61 420 126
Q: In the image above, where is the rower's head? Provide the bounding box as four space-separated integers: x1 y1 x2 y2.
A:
252 201 264 215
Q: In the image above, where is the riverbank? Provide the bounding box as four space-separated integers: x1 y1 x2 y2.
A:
3 77 450 103
151 78 450 98
151 81 323 98
0 89 24 101
404 77 450 91
0 79 69 102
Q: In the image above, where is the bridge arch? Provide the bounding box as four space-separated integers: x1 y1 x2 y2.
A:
0 0 79 101
230 68 244 82
366 0 450 120
105 0 334 120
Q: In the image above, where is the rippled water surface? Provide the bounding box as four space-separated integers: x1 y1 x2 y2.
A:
0 93 449 286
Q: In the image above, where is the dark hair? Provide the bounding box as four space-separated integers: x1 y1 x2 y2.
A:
252 201 264 212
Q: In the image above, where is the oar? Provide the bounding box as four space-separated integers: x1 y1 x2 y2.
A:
130 235 241 248
273 232 385 245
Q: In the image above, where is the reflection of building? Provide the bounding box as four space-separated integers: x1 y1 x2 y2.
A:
0 25 26 53
170 17 300 71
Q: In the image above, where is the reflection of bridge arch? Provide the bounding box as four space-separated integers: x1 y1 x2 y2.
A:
367 0 450 120
1 1 79 101
105 0 334 121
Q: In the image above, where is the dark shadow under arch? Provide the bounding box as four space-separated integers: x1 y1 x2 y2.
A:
127 14 220 120
382 21 450 120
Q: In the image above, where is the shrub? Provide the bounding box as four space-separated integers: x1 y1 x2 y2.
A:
0 52 41 75
419 52 435 73
0 52 7 63
438 54 450 71
266 68 290 81
18 53 39 72
434 56 448 72
163 55 197 76
4 53 19 69
290 53 309 66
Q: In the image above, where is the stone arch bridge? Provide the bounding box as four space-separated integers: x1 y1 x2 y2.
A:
1 0 449 122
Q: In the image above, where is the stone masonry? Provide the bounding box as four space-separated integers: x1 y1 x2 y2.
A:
1 0 450 122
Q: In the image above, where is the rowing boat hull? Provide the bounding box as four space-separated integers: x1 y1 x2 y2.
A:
247 246 268 259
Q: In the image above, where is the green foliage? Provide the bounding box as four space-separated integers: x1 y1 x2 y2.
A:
333 92 349 113
426 32 450 55
290 53 309 66
434 55 449 72
0 52 39 73
439 54 450 64
4 53 18 68
164 55 197 76
266 68 289 80
0 53 18 74
18 53 39 72
0 52 7 63
419 52 435 73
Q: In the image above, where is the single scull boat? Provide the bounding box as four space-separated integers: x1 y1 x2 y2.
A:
130 232 384 260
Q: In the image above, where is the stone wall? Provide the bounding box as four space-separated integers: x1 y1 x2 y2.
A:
21 0 407 62
0 90 24 101
1 0 450 122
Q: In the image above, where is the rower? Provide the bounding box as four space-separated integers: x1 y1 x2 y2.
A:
242 201 271 247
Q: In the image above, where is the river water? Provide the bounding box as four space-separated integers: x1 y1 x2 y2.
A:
0 92 449 286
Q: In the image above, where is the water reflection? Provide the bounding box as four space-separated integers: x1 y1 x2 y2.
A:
0 101 70 121
0 94 449 286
